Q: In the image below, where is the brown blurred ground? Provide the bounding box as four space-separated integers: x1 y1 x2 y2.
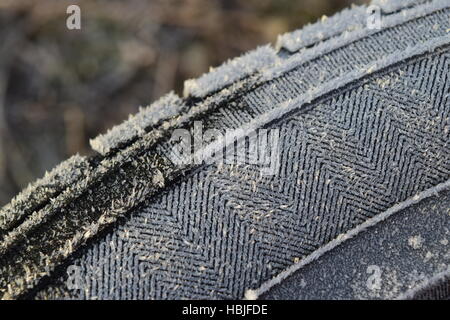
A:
0 0 367 205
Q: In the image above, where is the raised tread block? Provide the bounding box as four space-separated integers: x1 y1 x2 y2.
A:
0 155 89 231
90 92 185 155
183 45 278 98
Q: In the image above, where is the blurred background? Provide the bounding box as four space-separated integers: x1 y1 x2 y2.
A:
0 0 368 205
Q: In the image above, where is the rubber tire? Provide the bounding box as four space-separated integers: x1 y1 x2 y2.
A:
0 0 449 300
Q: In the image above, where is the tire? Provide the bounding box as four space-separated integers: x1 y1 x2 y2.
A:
0 0 449 300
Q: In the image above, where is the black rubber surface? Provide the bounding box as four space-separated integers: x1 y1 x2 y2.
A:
261 187 450 300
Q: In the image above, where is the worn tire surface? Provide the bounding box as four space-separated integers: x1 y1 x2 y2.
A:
0 0 449 300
